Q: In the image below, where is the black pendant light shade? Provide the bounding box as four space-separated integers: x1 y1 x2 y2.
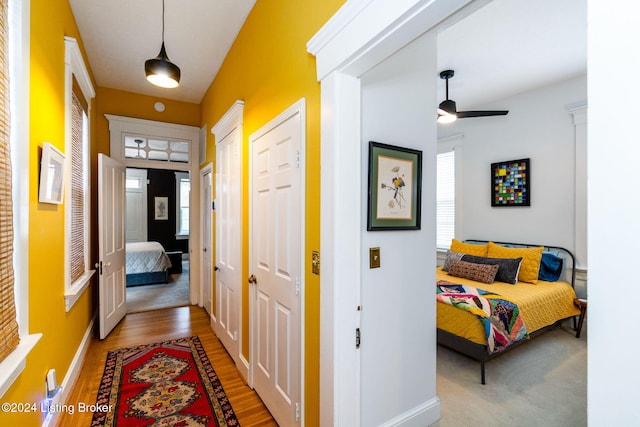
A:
145 42 180 88
145 0 180 88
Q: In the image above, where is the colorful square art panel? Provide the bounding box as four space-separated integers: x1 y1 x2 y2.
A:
491 158 530 206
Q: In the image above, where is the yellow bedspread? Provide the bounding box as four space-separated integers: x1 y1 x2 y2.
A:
436 267 580 345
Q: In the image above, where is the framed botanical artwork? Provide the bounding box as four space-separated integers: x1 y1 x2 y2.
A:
154 196 169 220
367 141 422 231
38 142 66 204
491 158 530 207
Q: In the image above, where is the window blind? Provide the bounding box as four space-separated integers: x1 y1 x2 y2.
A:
0 0 20 362
70 79 87 283
437 150 455 249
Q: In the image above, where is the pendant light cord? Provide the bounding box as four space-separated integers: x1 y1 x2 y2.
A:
162 0 165 43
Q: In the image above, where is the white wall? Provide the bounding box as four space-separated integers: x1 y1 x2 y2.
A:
438 75 587 263
589 0 640 423
359 32 439 426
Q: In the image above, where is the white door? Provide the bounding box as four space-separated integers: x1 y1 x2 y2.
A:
250 100 304 426
201 166 213 316
214 126 242 362
98 154 127 339
125 168 147 242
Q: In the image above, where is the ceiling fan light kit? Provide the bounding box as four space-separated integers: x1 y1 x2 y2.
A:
145 0 181 88
437 69 508 123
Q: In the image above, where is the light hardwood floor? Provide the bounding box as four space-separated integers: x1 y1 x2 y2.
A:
56 305 277 426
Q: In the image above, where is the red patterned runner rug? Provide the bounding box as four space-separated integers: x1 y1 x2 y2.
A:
91 336 240 426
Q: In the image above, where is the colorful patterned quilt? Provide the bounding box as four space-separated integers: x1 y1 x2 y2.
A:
436 280 529 354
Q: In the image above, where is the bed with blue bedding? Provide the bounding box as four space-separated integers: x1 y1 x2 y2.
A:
125 241 172 286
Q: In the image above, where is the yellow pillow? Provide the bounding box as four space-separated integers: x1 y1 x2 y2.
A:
487 242 543 284
450 239 489 257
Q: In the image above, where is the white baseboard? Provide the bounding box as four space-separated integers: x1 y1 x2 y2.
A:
237 353 250 385
42 315 96 427
379 397 441 427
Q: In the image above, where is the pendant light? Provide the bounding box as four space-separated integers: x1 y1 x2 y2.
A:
145 0 181 88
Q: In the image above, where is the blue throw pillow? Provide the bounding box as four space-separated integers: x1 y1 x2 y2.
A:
538 252 564 282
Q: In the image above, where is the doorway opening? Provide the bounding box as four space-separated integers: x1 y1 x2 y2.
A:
125 167 191 313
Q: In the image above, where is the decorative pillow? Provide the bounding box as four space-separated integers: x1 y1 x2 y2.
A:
448 260 499 284
487 242 543 284
461 254 523 284
538 252 564 282
450 239 489 257
442 251 465 272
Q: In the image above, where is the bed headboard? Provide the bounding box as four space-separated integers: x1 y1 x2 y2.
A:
463 240 576 289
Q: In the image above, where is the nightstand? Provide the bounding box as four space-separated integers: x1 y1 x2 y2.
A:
573 298 587 338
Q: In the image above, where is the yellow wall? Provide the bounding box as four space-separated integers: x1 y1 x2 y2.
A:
3 0 343 424
0 0 94 425
200 0 345 424
95 87 200 156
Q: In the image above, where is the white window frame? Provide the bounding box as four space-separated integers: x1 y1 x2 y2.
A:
0 0 41 399
437 134 464 250
63 36 95 311
175 171 190 239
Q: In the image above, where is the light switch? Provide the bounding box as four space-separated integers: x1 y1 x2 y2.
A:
369 247 380 269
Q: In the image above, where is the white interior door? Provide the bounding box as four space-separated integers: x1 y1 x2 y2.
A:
201 166 213 316
125 168 147 242
250 100 304 426
214 126 242 363
98 154 127 339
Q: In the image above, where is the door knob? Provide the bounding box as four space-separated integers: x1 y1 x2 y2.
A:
203 247 207 252
248 274 257 285
214 266 220 272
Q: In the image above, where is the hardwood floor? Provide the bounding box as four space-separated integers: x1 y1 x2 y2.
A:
56 306 277 426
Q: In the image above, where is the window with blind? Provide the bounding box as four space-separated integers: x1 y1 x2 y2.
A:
175 172 190 238
64 37 95 311
0 0 19 363
436 150 455 249
69 80 88 284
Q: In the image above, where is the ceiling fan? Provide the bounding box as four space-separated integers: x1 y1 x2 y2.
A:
437 69 509 123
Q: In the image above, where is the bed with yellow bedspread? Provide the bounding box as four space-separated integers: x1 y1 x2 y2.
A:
436 240 581 384
437 267 580 345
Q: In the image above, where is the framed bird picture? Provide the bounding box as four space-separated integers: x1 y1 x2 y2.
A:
367 141 422 231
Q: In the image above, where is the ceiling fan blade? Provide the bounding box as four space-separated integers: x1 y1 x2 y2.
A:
457 110 509 118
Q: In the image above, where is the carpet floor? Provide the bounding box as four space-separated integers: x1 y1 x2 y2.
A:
433 319 587 427
126 261 190 314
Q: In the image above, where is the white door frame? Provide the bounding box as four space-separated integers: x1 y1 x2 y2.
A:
106 114 202 305
307 0 476 425
200 163 213 316
248 99 306 422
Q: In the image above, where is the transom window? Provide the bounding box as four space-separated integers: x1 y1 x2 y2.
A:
124 135 190 163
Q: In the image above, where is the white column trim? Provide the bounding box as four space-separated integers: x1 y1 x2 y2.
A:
309 1 472 424
570 106 588 270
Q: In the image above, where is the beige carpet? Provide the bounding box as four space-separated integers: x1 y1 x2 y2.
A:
126 261 190 314
433 319 587 427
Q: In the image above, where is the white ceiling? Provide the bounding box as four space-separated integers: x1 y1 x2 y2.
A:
69 0 256 103
437 0 586 108
69 0 586 106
